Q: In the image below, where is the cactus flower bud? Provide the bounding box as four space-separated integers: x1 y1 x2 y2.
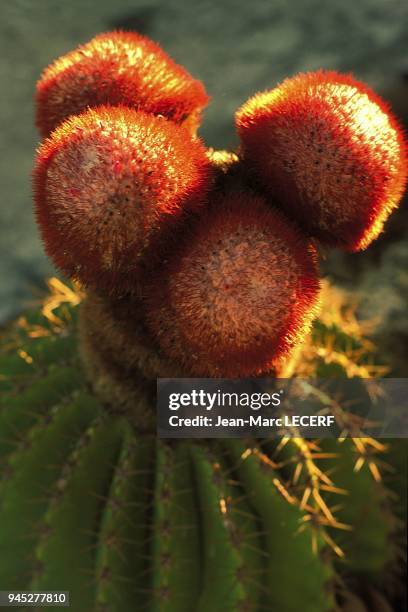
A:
34 106 212 294
146 192 320 377
236 70 407 251
36 31 209 137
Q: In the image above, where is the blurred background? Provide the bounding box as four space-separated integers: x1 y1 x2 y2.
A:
1 0 407 371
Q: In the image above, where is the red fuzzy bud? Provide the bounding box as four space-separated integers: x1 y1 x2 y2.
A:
236 70 407 251
146 192 320 377
33 106 212 294
36 31 209 137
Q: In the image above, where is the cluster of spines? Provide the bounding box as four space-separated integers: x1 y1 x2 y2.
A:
34 105 212 295
145 192 320 377
35 30 210 138
235 70 407 251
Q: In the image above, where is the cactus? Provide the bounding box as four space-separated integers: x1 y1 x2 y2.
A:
0 31 407 611
34 106 212 294
235 70 407 251
145 191 320 377
35 31 209 137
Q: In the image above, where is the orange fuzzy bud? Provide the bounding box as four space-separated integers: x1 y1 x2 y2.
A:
146 192 320 377
36 31 209 137
33 106 212 294
236 70 407 251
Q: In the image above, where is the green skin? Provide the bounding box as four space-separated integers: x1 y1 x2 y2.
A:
0 303 404 611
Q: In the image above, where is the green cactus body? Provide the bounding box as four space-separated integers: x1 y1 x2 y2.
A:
0 298 404 611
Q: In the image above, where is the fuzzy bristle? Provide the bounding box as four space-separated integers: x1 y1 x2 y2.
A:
146 192 320 377
35 30 209 137
33 106 212 294
236 70 407 251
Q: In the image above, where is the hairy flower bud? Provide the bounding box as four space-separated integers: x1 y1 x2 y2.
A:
36 31 209 137
236 70 407 251
146 192 320 377
34 106 212 294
